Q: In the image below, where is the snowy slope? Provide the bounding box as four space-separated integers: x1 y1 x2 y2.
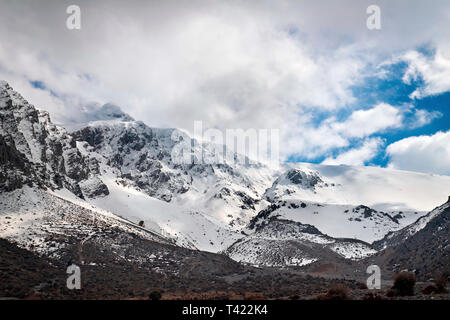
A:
247 199 417 243
225 218 376 267
368 196 450 280
0 187 172 259
70 117 450 247
74 139 244 252
72 118 275 231
255 165 450 244
87 174 244 252
273 164 450 213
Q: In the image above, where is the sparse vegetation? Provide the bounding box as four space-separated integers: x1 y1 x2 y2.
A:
148 290 162 300
362 292 385 300
244 292 268 300
434 270 448 293
390 271 416 296
357 282 368 290
314 284 349 300
422 285 438 295
421 271 448 295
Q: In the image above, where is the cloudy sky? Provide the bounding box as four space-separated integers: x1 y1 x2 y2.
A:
0 0 449 175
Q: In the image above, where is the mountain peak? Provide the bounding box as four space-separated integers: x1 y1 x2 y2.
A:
82 102 134 122
63 102 135 131
0 80 31 112
0 80 9 88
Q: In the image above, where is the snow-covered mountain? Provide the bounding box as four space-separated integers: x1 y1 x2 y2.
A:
72 118 275 225
264 164 450 213
1 80 450 270
0 186 173 260
70 119 274 251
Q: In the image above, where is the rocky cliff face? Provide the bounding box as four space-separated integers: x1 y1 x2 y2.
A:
0 81 108 198
369 197 450 280
72 121 192 202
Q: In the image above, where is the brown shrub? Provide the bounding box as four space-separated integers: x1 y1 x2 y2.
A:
362 292 385 300
422 285 437 295
391 271 416 296
148 290 162 300
244 292 268 300
434 271 449 293
357 282 368 290
386 289 396 297
314 284 350 300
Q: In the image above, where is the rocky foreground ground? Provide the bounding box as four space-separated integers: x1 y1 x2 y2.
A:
1 238 448 300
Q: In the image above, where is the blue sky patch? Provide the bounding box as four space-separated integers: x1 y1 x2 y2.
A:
288 59 450 166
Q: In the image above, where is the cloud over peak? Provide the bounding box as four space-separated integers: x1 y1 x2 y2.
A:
0 0 449 174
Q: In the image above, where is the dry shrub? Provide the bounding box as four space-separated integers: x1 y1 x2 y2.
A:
148 290 162 300
434 271 449 293
357 282 368 290
422 285 438 295
362 292 385 300
314 284 350 300
391 271 416 296
244 292 268 300
386 289 396 297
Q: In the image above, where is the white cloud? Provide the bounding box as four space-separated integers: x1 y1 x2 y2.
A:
330 103 403 138
0 1 376 159
387 131 450 175
402 50 450 99
322 137 384 166
0 1 449 170
408 108 442 129
285 103 403 160
0 1 369 129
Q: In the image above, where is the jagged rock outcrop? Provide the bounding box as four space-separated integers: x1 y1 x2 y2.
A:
0 81 108 198
263 168 329 201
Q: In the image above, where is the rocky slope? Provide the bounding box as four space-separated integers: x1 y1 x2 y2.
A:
373 197 450 250
368 197 450 280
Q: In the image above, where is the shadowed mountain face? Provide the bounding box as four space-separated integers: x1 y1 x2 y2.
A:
369 198 450 280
